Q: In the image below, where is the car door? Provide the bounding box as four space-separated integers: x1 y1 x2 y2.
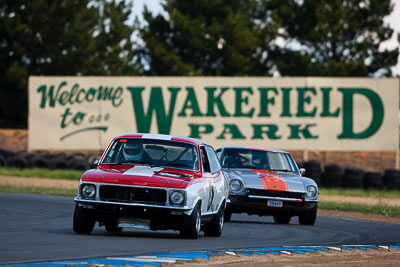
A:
200 146 214 215
204 145 224 213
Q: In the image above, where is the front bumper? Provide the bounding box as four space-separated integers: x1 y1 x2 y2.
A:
228 194 318 216
74 197 193 230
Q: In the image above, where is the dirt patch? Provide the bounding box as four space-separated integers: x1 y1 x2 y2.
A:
0 175 78 189
164 248 400 267
319 194 400 207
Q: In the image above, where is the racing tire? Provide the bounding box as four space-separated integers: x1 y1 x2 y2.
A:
0 155 5 166
224 206 232 222
273 214 291 224
105 225 123 233
204 204 225 237
299 206 317 225
73 204 95 234
30 156 49 169
303 160 322 185
363 172 383 190
383 170 400 191
6 155 28 169
180 203 201 239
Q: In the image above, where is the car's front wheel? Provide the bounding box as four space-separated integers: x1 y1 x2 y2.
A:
204 203 225 237
180 203 201 239
299 205 317 225
73 203 95 234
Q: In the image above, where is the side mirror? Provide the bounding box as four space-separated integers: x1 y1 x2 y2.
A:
300 168 306 176
93 159 100 166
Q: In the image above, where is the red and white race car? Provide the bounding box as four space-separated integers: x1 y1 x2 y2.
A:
73 134 229 239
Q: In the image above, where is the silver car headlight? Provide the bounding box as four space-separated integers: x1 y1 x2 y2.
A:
229 179 243 192
81 184 96 199
306 185 318 198
170 190 185 205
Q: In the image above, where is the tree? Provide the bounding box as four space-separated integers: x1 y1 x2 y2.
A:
269 0 399 77
139 0 281 76
0 0 138 127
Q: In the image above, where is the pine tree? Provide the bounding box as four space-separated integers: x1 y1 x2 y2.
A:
269 0 399 76
139 0 280 76
0 0 138 127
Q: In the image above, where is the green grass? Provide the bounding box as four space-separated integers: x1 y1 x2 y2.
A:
0 185 76 196
319 188 400 199
0 167 83 180
319 201 400 217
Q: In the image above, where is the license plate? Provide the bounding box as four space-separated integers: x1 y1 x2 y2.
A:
267 200 283 208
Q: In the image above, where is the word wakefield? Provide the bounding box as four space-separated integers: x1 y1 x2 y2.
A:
28 77 399 151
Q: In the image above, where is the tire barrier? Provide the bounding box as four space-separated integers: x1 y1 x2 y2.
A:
342 167 365 188
6 155 29 169
321 164 343 188
363 172 383 190
67 158 89 170
0 155 5 166
30 156 49 169
303 160 322 185
383 169 400 191
49 157 68 170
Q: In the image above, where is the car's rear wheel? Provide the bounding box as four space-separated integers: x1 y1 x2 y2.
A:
273 214 291 224
180 203 201 239
299 205 317 225
204 204 225 237
73 203 95 234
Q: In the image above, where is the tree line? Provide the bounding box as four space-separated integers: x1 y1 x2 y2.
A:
0 0 398 127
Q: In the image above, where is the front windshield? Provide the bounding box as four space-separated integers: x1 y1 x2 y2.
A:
101 138 199 172
219 148 298 173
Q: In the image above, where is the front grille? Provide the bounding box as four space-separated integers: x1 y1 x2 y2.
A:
247 188 304 199
99 185 167 205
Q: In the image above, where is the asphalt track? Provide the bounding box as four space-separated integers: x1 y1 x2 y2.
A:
1 193 399 265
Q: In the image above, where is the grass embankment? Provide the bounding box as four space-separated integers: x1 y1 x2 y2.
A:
1 167 400 217
0 167 82 180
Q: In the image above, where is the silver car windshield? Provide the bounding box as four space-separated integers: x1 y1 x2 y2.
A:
220 148 298 173
101 138 200 172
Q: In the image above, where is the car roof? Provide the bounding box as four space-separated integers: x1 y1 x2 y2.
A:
115 133 204 146
218 146 289 154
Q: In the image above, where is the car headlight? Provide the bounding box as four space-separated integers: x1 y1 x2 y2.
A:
306 185 317 198
229 179 243 192
170 191 185 205
81 184 96 199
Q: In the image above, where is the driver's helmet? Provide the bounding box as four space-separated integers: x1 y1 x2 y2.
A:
123 142 143 161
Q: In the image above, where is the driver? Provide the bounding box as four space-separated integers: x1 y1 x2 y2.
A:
123 142 144 162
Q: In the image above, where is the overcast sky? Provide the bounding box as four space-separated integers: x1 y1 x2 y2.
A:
132 0 400 76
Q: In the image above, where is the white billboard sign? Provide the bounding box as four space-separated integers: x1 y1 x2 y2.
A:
28 77 399 151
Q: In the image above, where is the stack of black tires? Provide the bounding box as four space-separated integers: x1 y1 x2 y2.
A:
301 160 400 191
0 148 100 171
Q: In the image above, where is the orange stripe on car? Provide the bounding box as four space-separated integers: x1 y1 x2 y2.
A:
252 169 288 191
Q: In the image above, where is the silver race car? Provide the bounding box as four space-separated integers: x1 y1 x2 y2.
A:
216 146 318 225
